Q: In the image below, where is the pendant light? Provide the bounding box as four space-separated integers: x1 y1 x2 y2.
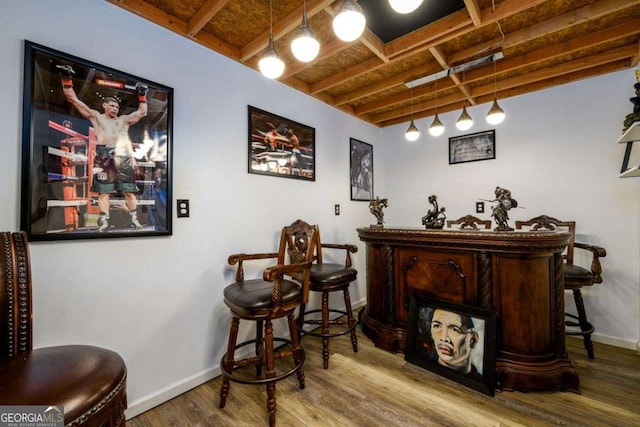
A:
456 105 473 131
333 0 366 42
405 88 420 141
291 0 320 62
456 71 473 131
389 0 423 14
429 77 445 137
259 0 285 79
486 60 506 125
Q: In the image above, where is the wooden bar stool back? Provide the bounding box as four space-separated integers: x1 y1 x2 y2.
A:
219 220 316 426
297 225 358 369
446 214 492 229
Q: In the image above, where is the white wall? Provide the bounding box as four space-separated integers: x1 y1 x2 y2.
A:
0 0 378 417
378 69 640 350
1 0 639 420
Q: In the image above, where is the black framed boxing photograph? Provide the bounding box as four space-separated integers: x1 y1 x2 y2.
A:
20 41 173 241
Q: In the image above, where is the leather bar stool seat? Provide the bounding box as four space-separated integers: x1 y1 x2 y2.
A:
0 345 127 425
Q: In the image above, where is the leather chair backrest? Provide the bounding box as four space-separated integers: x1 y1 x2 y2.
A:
0 231 33 358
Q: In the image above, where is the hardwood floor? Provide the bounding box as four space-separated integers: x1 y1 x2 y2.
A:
128 326 640 427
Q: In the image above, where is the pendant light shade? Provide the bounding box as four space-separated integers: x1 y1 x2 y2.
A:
405 119 420 141
259 36 285 79
486 56 506 125
388 0 423 14
333 0 366 42
486 99 506 125
456 106 473 131
428 114 445 136
291 1 320 62
259 0 284 79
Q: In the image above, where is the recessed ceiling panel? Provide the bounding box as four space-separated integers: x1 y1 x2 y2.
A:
359 0 467 43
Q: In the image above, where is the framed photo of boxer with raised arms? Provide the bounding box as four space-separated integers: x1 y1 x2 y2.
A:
248 105 315 181
20 41 173 241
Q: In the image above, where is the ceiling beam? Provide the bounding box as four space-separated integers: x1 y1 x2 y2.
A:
336 0 640 110
463 0 482 26
187 0 231 36
310 0 548 98
379 60 630 127
369 44 637 124
106 0 240 59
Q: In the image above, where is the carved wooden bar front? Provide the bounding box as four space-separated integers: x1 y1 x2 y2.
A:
357 227 579 392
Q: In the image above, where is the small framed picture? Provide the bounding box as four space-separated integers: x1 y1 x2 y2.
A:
20 41 173 241
350 138 373 201
248 105 315 181
405 294 496 396
449 130 495 165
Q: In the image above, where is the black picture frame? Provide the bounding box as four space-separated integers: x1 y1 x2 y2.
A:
449 129 496 165
350 138 373 201
248 105 315 181
405 294 496 396
20 41 173 241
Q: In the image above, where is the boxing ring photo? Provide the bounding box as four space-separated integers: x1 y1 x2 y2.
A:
20 41 173 241
248 105 315 181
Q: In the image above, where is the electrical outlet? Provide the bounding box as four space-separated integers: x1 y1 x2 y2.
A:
335 204 340 215
476 201 485 214
177 199 190 218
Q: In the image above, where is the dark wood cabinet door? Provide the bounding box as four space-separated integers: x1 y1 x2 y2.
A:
395 249 476 327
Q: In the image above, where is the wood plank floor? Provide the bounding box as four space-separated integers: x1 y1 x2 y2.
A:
127 326 640 427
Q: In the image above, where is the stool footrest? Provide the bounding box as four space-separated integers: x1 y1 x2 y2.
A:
299 309 358 338
220 337 305 385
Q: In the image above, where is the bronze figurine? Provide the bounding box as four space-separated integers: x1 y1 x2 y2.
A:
421 194 446 229
490 186 518 231
369 197 388 228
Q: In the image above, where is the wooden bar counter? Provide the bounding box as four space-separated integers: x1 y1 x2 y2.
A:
357 226 579 392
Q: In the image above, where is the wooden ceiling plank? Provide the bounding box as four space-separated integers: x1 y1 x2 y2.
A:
504 0 637 50
107 0 188 35
106 0 241 59
335 63 445 106
354 18 640 114
354 15 640 115
369 45 637 124
281 38 352 79
384 9 473 59
380 60 630 127
359 31 389 63
632 40 640 67
240 0 335 62
320 0 550 102
187 0 231 36
310 57 385 94
448 0 635 65
463 0 482 26
194 31 241 59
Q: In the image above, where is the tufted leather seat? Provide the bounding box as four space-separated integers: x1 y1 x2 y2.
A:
0 232 127 426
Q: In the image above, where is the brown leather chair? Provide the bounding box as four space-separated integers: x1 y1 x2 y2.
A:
446 214 492 230
515 216 607 359
0 231 127 426
219 220 316 427
297 225 358 369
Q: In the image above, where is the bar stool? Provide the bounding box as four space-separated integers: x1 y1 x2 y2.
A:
298 225 358 369
219 220 316 426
